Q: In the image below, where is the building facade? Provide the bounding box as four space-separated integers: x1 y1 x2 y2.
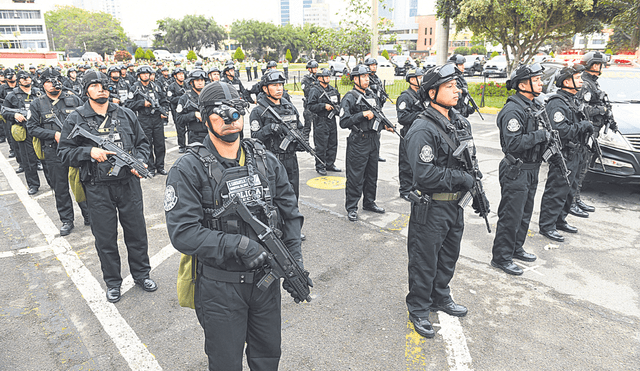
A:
72 0 121 22
303 0 329 28
0 0 49 51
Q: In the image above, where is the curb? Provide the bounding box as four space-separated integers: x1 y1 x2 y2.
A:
478 107 501 114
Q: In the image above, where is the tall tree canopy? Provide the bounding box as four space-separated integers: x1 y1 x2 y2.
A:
155 15 225 52
45 5 131 55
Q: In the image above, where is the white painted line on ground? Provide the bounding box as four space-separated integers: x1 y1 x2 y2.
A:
438 312 474 371
166 145 180 153
121 243 177 295
0 152 162 371
514 262 544 276
33 190 53 200
0 245 51 258
0 190 16 196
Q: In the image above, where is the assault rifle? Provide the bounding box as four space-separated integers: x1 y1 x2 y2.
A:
578 103 606 172
355 93 404 140
600 92 618 135
132 88 168 116
533 107 571 186
453 141 491 233
319 90 340 120
462 88 484 120
261 105 326 167
68 124 152 179
211 195 312 303
1 107 29 119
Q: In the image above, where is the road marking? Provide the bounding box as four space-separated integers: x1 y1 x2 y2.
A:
306 175 346 190
514 262 544 276
121 243 177 295
0 190 16 196
0 152 162 371
0 245 51 258
438 312 473 371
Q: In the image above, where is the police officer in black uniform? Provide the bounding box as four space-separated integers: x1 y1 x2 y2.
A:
63 67 83 97
301 60 319 141
307 68 341 175
538 65 594 242
491 63 549 276
176 69 209 145
2 70 42 194
58 70 157 303
250 71 303 200
27 68 89 235
127 65 170 175
1 68 18 156
339 64 387 221
106 65 130 106
125 63 137 85
448 54 476 118
168 67 188 153
574 51 613 216
405 64 481 338
396 68 425 200
208 66 221 83
364 57 389 163
165 81 306 371
221 61 251 103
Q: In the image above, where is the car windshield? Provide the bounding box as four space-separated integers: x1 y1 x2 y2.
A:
599 69 640 102
425 57 436 63
491 56 506 63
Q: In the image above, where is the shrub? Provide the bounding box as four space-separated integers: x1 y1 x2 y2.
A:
381 50 390 60
114 50 131 62
145 50 155 61
454 46 470 55
186 50 197 61
134 47 145 60
285 49 292 62
340 73 353 86
233 47 245 62
469 45 487 56
468 81 515 97
490 51 499 59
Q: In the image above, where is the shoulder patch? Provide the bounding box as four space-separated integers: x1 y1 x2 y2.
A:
507 118 521 132
583 92 591 102
398 101 407 110
301 83 306 91
553 111 565 123
176 104 182 113
250 120 260 132
167 90 172 97
339 107 345 117
128 91 133 99
164 185 178 211
419 145 434 163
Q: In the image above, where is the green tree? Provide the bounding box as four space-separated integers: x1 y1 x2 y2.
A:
45 5 131 55
231 20 280 57
469 45 486 55
145 50 155 61
601 0 639 52
186 50 197 61
155 15 225 52
233 47 245 61
381 49 390 60
285 49 292 62
454 46 470 55
134 47 145 60
453 0 618 73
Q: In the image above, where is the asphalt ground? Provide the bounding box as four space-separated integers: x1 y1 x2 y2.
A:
0 75 638 370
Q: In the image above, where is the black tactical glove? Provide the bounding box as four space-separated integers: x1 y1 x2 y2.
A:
282 262 313 304
270 123 281 134
237 237 267 269
457 171 474 190
579 120 594 135
472 193 490 215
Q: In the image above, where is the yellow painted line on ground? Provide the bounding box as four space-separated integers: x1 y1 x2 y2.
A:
478 106 501 114
306 176 346 190
164 130 177 137
388 214 409 231
406 317 427 369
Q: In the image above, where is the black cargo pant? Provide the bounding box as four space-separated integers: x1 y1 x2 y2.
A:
302 108 314 141
195 264 281 371
398 126 413 197
84 177 151 288
138 114 166 172
406 199 464 318
492 160 541 264
313 116 337 171
574 146 592 202
345 131 379 212
43 143 88 224
16 131 40 188
172 106 186 150
275 152 299 200
539 150 581 233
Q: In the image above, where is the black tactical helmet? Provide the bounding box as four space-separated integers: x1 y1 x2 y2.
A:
174 61 182 66
187 69 207 84
4 68 15 78
581 51 608 69
29 65 35 70
160 67 168 72
40 67 62 82
505 63 544 91
98 65 107 71
261 70 286 85
198 81 248 119
16 70 30 81
418 64 461 101
349 64 371 80
195 60 203 66
156 61 164 66
67 67 77 76
448 54 466 65
306 60 319 69
107 65 120 76
405 67 425 82
172 67 186 76
127 63 135 68
82 70 108 94
207 66 220 75
36 68 43 75
136 65 154 76
555 64 585 89
223 61 235 73
364 57 378 66
316 68 331 78
266 61 277 69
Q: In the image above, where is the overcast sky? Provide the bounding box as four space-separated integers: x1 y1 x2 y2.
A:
38 0 351 39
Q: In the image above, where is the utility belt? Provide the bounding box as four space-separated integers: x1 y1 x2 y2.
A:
505 153 539 170
350 129 378 138
88 174 132 186
430 191 462 201
198 262 266 285
275 151 296 160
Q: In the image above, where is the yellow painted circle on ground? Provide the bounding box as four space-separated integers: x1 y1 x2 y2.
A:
306 176 346 190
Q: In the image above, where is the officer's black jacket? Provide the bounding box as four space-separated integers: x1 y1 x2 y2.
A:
164 136 303 270
307 83 340 119
63 78 82 96
249 96 302 154
577 72 607 127
27 91 82 144
405 105 473 194
106 79 130 105
339 87 379 132
545 90 587 146
368 73 386 108
396 87 424 133
3 86 42 125
496 92 547 161
126 81 169 117
124 73 136 86
222 75 251 102
301 74 317 109
0 82 17 102
167 81 187 108
57 101 150 183
176 90 206 133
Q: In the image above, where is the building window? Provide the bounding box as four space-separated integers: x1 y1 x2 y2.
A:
425 27 427 35
429 38 432 45
0 39 46 49
430 27 432 35
0 9 40 19
592 39 605 45
19 25 43 34
424 39 426 46
0 25 17 34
